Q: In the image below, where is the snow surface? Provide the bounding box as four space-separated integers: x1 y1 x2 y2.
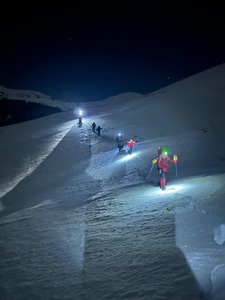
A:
0 63 225 299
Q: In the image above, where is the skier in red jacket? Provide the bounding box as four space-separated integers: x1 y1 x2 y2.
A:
127 138 136 154
152 147 178 190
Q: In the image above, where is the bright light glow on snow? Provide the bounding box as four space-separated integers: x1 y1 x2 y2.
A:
119 151 139 162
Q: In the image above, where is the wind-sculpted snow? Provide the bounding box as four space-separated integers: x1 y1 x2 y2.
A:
214 224 225 245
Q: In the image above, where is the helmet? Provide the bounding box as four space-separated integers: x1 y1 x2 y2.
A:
161 147 168 155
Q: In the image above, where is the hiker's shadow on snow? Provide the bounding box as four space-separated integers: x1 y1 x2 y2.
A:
112 149 127 159
109 149 128 180
147 179 159 188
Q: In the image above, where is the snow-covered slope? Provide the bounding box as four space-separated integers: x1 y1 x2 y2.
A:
0 85 75 111
0 63 225 299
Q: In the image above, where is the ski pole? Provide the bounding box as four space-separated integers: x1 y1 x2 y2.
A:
175 162 178 177
146 163 155 181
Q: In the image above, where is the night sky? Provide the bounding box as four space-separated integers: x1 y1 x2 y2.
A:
1 2 225 102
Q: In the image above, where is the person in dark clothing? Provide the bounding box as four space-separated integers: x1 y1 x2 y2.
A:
91 122 97 132
78 117 82 127
116 133 124 152
96 126 102 136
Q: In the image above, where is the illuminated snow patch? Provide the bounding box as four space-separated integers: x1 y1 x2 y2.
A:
118 151 139 162
144 182 183 198
0 120 77 202
111 151 140 165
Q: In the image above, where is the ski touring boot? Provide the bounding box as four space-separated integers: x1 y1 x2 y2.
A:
160 178 166 190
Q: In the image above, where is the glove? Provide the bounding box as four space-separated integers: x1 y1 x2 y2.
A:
173 154 178 161
152 158 157 164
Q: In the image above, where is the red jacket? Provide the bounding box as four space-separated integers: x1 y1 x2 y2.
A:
156 154 176 172
128 139 136 148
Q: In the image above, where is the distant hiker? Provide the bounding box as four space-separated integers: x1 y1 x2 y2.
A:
91 122 97 132
78 109 83 125
127 138 136 154
157 147 161 156
78 117 82 127
151 146 178 190
96 125 102 136
116 133 124 152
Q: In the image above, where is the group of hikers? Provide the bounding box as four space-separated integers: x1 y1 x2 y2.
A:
78 116 102 136
91 122 102 136
115 133 178 190
115 133 136 154
78 115 178 191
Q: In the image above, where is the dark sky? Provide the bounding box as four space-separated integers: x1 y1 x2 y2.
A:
1 1 225 102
